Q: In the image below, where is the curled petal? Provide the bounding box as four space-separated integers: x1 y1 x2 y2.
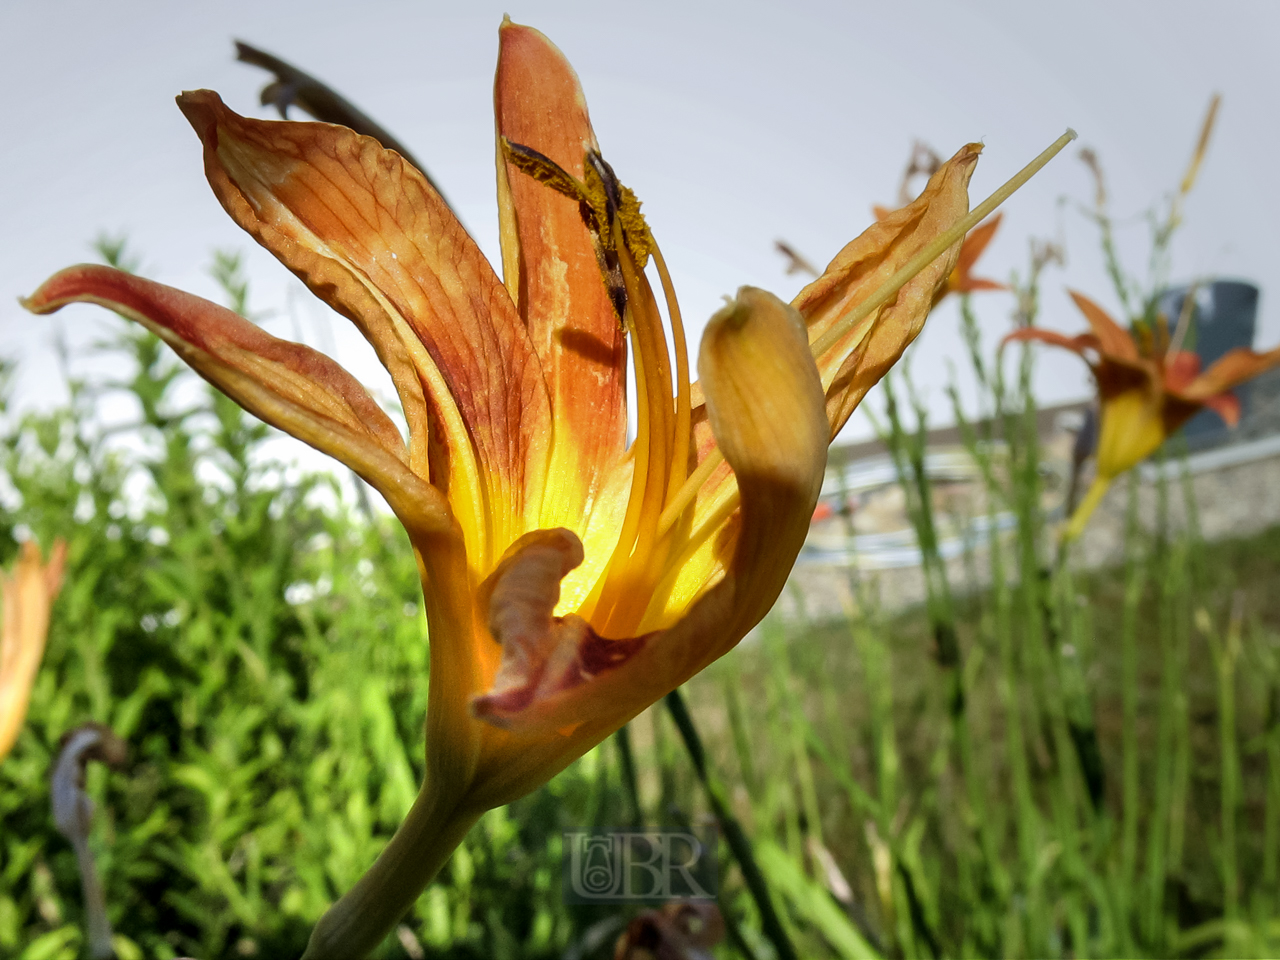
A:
471 529 647 726
177 90 550 564
23 266 452 542
795 143 982 437
0 540 67 760
495 20 627 531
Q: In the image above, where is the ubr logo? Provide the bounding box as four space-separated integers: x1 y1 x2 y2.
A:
563 830 716 903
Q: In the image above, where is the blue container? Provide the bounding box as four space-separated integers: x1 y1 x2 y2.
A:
1158 280 1260 450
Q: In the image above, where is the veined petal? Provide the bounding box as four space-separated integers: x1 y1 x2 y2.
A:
0 540 66 761
794 143 982 438
495 20 627 531
467 288 826 749
22 266 452 542
177 90 550 568
1067 290 1140 361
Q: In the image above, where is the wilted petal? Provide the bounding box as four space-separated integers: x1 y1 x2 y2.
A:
23 266 452 542
794 143 982 437
495 20 627 531
0 540 67 760
472 528 647 725
177 90 550 564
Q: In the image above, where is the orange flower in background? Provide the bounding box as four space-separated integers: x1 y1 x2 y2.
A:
24 19 986 956
874 204 1006 304
0 540 67 761
1008 289 1280 540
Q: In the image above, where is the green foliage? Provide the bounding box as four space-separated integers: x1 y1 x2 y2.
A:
0 249 633 959
6 235 1280 960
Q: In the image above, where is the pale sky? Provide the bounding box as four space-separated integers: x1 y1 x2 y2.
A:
3 0 1278 449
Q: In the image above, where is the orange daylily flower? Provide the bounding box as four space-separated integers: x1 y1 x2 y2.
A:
24 21 983 955
0 539 67 761
1008 289 1280 540
874 204 1006 303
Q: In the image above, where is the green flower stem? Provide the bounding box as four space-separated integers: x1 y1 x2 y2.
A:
302 785 480 960
665 687 798 960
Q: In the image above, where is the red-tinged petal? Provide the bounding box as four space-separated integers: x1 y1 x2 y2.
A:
1067 290 1140 361
794 143 982 438
1180 344 1280 401
1164 350 1202 392
1200 391 1241 428
177 90 550 567
495 21 627 531
471 529 647 724
23 266 452 543
0 539 66 760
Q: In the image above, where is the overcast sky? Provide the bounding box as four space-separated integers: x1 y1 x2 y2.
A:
3 0 1277 450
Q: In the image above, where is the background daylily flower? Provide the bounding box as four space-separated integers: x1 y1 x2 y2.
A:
0 539 67 762
23 20 986 956
1008 289 1280 540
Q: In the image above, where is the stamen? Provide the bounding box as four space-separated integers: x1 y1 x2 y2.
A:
651 245 693 500
809 128 1078 360
657 447 722 537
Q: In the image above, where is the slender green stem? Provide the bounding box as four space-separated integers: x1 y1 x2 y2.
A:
664 687 799 960
613 725 643 830
1119 474 1143 951
302 785 480 960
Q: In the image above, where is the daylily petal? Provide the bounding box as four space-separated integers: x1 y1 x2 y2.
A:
471 528 645 724
937 213 1007 301
0 540 67 761
1004 323 1149 400
495 20 628 532
1181 344 1280 402
468 288 826 744
177 90 550 568
794 143 982 438
1004 325 1098 357
23 266 452 542
1067 290 1140 361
